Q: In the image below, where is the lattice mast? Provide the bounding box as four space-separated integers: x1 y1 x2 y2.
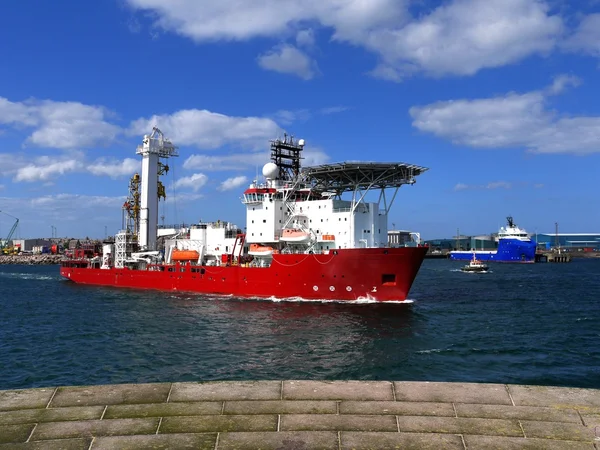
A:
122 173 141 236
270 133 305 181
136 128 178 251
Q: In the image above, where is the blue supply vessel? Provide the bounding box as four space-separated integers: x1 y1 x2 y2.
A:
450 217 536 263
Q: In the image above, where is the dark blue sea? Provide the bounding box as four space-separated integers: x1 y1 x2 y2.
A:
1 259 599 390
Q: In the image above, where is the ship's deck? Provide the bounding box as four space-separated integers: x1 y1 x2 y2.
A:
1 380 598 448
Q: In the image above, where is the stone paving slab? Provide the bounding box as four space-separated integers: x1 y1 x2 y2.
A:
0 388 54 411
0 406 104 425
159 414 278 433
521 419 597 442
280 414 398 432
217 431 338 450
462 435 596 450
31 418 159 441
0 424 34 445
50 383 171 407
0 438 92 450
104 401 223 419
224 400 337 415
1 381 599 448
509 385 600 408
170 381 281 402
92 433 217 450
340 431 465 450
283 380 394 400
454 403 582 423
340 400 455 416
396 416 523 437
394 381 512 404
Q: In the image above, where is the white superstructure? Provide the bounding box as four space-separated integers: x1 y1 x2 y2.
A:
497 217 532 242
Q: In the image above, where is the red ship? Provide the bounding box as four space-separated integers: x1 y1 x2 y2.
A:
61 129 429 302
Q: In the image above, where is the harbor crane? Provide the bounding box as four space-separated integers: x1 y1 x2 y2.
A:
0 210 19 254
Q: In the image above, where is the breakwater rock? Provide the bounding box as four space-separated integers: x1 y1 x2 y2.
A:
0 254 65 265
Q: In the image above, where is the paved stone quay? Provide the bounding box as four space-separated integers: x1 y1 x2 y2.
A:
1 381 599 449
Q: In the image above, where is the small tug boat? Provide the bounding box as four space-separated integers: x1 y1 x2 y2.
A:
461 253 489 273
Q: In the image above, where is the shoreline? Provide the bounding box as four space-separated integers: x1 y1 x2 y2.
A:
0 254 64 265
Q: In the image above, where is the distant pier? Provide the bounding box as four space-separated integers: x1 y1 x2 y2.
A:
536 252 573 263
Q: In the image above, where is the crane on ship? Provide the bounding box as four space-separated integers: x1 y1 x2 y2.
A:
0 210 19 255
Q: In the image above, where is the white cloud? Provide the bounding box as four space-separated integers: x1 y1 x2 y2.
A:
129 109 280 150
173 173 209 192
366 0 563 80
125 0 563 79
87 158 139 178
184 152 270 172
409 76 600 155
296 29 315 48
124 0 407 43
273 109 311 125
218 176 248 191
486 181 512 190
563 13 600 57
546 74 581 95
14 158 81 182
319 106 350 115
257 44 318 80
454 182 512 191
30 194 124 209
300 146 330 166
0 97 119 149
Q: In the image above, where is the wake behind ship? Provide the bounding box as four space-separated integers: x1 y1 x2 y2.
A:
61 129 429 302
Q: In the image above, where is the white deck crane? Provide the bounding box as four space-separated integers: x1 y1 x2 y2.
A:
136 128 178 251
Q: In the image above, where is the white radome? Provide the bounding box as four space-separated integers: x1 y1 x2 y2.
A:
262 162 279 179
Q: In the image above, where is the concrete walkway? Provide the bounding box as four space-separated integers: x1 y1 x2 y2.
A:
1 381 599 449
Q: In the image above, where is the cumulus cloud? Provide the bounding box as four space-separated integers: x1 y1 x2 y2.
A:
218 176 248 191
409 76 600 155
125 0 563 79
546 74 581 95
296 29 315 48
129 109 280 150
184 153 264 172
14 158 81 182
173 173 209 192
87 158 139 178
319 106 350 115
0 97 119 149
365 0 563 80
257 44 318 80
30 194 124 209
563 13 600 57
124 0 407 43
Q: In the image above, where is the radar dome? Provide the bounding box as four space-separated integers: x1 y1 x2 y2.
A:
262 162 279 179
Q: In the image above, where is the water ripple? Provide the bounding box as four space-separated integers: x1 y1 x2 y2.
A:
1 260 600 389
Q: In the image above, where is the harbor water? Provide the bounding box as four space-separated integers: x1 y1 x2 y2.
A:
1 259 599 390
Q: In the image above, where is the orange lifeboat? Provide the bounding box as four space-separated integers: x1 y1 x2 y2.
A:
248 244 274 256
171 249 200 261
280 228 310 243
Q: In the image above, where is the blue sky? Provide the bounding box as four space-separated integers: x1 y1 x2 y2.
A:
1 0 599 240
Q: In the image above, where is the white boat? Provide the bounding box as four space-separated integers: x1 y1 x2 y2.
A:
461 253 489 273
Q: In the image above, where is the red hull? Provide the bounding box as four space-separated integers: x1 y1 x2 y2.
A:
61 247 427 302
